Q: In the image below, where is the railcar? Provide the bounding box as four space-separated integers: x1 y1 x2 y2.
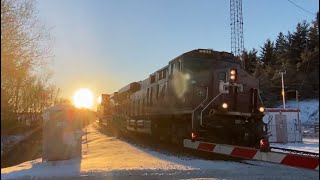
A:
99 49 268 148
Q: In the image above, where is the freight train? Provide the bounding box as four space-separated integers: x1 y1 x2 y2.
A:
98 49 268 148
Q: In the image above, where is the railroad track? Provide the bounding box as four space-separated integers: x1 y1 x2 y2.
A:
270 146 319 157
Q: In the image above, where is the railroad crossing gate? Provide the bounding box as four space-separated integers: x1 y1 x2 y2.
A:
263 108 302 143
184 139 319 171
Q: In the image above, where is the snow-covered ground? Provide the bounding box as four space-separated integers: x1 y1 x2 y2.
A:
269 99 319 153
1 135 24 157
279 99 319 124
271 138 319 153
1 123 318 180
1 128 39 157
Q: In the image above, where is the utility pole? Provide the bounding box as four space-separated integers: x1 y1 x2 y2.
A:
296 90 302 142
280 71 286 109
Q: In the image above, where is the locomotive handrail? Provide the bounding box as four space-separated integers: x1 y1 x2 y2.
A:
191 87 208 130
200 92 223 126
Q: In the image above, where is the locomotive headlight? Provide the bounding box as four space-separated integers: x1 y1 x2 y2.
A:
222 103 228 109
259 107 265 112
229 69 237 82
185 73 191 80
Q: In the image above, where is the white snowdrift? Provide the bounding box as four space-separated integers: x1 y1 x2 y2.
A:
271 138 319 153
278 99 319 124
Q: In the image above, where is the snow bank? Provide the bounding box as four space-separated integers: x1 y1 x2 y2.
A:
271 137 319 153
278 99 319 124
1 129 38 157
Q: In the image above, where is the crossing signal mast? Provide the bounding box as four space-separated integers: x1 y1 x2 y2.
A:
230 0 244 58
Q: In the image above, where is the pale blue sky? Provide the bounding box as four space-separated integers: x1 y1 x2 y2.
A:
36 0 319 107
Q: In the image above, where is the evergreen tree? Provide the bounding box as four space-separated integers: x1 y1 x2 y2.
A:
246 49 258 74
253 12 319 104
299 12 319 98
274 32 289 68
288 21 310 67
306 12 319 51
260 39 276 66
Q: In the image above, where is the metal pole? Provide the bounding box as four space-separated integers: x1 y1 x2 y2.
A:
280 71 286 109
296 91 302 142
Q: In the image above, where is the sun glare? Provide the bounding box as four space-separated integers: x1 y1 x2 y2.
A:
97 96 102 104
73 88 94 109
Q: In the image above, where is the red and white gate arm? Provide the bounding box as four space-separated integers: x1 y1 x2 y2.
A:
183 139 319 171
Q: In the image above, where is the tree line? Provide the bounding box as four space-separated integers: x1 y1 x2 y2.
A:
242 12 319 106
1 0 59 128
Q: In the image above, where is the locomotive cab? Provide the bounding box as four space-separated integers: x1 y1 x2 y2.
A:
177 49 268 147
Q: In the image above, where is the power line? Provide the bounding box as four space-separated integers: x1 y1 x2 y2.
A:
287 0 315 15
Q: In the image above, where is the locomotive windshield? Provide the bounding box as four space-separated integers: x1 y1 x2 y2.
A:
183 58 214 73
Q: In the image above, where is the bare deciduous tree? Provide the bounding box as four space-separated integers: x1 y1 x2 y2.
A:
1 0 56 123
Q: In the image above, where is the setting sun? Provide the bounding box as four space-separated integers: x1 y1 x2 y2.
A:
73 88 94 109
